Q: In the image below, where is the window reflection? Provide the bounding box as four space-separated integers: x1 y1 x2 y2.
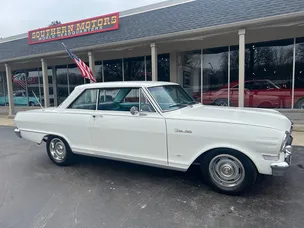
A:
68 64 85 94
295 38 304 109
56 65 68 105
95 61 103 82
158 54 170 82
27 69 41 106
145 54 170 81
12 70 29 106
0 72 7 106
244 39 293 108
203 47 229 106
124 57 145 81
181 51 201 101
145 56 152 81
104 59 122 82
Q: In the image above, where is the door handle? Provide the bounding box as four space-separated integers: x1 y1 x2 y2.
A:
92 114 103 118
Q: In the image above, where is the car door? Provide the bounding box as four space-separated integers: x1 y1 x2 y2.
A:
13 92 24 105
89 87 168 167
61 88 98 153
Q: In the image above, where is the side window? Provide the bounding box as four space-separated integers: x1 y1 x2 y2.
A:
14 92 23 97
69 89 98 110
97 87 155 112
99 89 119 103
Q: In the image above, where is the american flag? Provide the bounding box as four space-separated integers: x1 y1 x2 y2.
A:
63 44 96 83
13 73 26 90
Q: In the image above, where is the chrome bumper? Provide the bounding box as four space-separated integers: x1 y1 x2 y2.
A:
271 145 292 176
14 128 22 138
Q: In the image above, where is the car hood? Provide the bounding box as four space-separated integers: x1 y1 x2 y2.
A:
166 104 292 132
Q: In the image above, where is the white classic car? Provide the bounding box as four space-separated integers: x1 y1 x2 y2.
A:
14 81 293 195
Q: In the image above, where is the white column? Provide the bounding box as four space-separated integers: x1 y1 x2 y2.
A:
5 63 15 116
238 29 246 108
52 67 58 107
88 51 96 82
170 51 178 83
41 58 50 108
151 43 158 81
292 38 296 109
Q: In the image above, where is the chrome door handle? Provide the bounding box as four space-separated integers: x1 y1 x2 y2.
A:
92 114 103 118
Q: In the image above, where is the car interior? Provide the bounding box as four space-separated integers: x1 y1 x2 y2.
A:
70 87 155 112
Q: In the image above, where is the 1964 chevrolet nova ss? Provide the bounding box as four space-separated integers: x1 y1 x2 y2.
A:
14 81 293 195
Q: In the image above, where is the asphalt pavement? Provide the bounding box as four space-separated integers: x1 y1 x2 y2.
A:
0 126 304 228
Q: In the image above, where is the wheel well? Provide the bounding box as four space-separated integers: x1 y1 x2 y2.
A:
257 101 273 108
193 148 258 171
42 134 68 144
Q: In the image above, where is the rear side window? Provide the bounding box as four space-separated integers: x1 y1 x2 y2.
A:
69 89 98 110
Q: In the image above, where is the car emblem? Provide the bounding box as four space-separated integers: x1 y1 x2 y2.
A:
174 129 192 134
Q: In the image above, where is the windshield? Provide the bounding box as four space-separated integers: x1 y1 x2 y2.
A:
148 85 197 111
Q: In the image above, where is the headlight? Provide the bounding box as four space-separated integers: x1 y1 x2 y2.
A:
280 131 289 151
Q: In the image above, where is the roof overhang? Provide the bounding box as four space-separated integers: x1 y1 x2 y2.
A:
1 11 304 64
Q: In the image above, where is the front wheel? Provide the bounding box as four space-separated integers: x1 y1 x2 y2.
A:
213 98 229 106
46 136 74 166
29 101 35 106
295 97 304 109
201 149 257 195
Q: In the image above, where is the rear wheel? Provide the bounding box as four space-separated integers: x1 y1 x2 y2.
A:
29 101 35 106
46 136 74 166
201 149 257 195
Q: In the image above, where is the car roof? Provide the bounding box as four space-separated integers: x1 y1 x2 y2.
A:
76 81 178 89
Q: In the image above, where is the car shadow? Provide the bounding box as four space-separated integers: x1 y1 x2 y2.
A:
70 154 284 197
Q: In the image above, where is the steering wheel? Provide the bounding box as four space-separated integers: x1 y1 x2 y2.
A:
141 104 153 112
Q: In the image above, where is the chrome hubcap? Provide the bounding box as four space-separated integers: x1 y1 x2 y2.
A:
49 138 66 162
215 100 228 106
209 154 245 189
300 102 304 109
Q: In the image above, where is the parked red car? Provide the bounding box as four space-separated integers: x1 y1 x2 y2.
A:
194 79 304 109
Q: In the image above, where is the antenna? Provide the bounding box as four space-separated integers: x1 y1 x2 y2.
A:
32 91 44 111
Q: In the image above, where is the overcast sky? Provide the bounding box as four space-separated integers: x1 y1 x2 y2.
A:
0 0 166 38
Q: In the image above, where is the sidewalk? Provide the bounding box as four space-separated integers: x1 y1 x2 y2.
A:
0 116 15 127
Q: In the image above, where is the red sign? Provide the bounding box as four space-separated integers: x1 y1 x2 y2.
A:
28 12 119 44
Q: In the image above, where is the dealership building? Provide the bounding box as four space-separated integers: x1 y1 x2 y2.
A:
1 0 304 116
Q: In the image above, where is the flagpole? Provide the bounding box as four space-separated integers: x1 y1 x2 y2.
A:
61 42 67 49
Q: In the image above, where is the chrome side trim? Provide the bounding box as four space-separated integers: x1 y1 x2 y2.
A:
14 128 22 138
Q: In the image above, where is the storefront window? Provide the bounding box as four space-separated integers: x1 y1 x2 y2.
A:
158 54 170 82
244 39 294 108
12 70 29 106
0 72 7 106
95 61 103 82
56 65 68 105
145 56 152 81
124 57 145 81
103 59 122 82
68 64 85 94
229 46 240 107
27 68 41 106
203 47 229 106
295 38 304 109
181 51 201 101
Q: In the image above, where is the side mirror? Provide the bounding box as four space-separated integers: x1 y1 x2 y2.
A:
130 106 139 115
